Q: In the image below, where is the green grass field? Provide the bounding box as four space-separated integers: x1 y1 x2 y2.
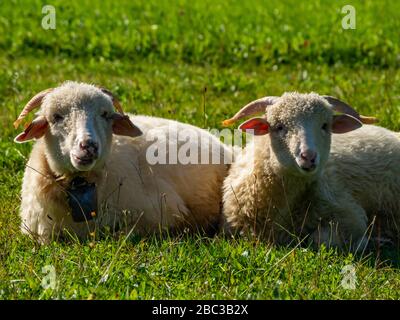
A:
1 0 400 299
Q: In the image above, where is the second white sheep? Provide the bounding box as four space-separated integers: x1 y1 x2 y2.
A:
222 92 400 250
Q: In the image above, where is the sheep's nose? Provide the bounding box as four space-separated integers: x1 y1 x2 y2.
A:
300 150 317 164
299 150 317 171
79 139 98 155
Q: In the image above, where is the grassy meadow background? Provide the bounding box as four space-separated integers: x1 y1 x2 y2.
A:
1 0 400 299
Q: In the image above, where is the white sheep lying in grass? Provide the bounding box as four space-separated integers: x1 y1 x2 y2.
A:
222 92 400 250
14 81 232 243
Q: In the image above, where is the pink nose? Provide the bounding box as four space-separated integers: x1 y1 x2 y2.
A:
79 139 98 156
300 150 317 163
299 150 317 170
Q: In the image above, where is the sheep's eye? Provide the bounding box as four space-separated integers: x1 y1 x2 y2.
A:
276 124 285 132
322 123 328 131
101 111 109 119
53 114 63 122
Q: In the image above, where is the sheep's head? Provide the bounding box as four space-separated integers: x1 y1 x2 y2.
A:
225 92 376 176
14 81 142 174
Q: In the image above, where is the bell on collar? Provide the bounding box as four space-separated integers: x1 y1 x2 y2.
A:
67 176 97 223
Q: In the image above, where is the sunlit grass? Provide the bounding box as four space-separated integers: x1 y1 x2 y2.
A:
0 0 400 299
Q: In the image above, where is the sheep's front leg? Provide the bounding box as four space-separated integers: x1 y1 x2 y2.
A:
20 209 53 245
19 191 60 244
309 196 369 252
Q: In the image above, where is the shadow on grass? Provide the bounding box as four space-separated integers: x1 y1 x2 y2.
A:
40 224 400 271
362 244 400 269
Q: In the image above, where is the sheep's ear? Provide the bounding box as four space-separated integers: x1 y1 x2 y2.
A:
332 114 362 134
111 113 142 137
239 117 269 135
14 116 48 143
